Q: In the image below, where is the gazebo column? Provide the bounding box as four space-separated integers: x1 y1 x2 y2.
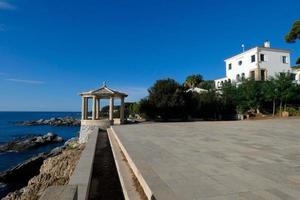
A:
120 97 125 123
109 97 114 122
81 97 86 120
95 98 99 120
97 98 101 119
84 97 89 119
92 96 97 120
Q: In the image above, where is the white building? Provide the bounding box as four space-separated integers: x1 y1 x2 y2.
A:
215 41 293 89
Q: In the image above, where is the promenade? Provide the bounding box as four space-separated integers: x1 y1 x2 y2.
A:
111 119 300 200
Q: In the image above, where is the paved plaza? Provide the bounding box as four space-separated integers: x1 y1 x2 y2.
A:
113 119 300 200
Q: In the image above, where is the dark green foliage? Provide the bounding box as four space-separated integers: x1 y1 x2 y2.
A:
184 74 203 88
274 72 295 112
285 21 300 43
285 21 300 66
139 98 156 119
236 79 265 113
127 102 140 116
135 72 300 120
141 79 188 120
198 80 215 90
220 82 238 115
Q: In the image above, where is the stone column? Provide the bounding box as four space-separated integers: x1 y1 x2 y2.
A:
84 97 88 120
81 97 85 120
109 97 114 121
92 96 97 120
120 97 125 124
95 98 99 120
97 98 101 119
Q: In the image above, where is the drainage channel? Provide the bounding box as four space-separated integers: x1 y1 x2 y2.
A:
88 130 125 200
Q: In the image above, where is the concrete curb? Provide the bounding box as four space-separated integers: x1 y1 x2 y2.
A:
108 128 143 200
109 127 153 200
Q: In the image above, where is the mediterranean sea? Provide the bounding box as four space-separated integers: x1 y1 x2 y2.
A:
0 112 80 172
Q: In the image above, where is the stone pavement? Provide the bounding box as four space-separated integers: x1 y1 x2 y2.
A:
112 119 300 200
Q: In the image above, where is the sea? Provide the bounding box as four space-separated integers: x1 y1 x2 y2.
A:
0 112 81 172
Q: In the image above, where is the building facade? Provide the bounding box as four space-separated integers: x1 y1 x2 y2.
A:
215 41 293 89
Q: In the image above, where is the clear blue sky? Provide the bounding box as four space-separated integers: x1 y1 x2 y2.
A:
0 0 299 111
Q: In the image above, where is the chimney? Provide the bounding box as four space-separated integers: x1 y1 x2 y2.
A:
263 40 270 48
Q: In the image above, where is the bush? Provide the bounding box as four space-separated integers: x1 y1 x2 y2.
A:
286 107 300 116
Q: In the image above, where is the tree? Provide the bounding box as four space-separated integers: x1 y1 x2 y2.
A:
127 102 140 117
262 78 278 116
236 79 264 114
139 98 155 119
220 82 238 115
184 74 203 88
197 90 222 119
274 72 295 114
146 79 187 120
285 21 300 65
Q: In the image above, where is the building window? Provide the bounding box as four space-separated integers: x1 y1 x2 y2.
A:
228 63 232 70
241 73 245 80
250 71 255 79
236 74 241 82
282 56 288 64
238 60 242 66
251 55 255 63
261 70 266 81
260 54 265 61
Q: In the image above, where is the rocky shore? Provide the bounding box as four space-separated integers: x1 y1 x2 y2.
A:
17 117 80 127
0 133 64 153
1 139 84 200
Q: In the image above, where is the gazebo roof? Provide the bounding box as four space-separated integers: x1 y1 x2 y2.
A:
80 85 128 98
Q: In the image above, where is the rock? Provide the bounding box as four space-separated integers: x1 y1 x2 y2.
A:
16 117 80 127
49 117 56 121
43 120 50 124
64 137 79 148
0 154 46 183
36 119 44 124
2 143 84 200
0 133 64 153
46 132 54 137
54 136 64 143
34 136 44 144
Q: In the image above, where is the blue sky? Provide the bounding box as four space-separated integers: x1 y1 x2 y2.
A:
0 0 299 111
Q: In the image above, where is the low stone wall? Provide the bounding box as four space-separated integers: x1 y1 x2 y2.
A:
40 131 99 200
79 120 110 143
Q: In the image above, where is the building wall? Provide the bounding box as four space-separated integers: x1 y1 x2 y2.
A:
214 77 229 89
225 47 291 82
258 48 291 78
225 48 258 81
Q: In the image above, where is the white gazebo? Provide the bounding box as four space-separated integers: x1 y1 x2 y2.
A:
80 84 128 126
78 84 128 143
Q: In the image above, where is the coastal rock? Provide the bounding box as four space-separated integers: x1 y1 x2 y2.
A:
2 141 84 200
0 133 64 153
0 154 46 183
17 116 80 127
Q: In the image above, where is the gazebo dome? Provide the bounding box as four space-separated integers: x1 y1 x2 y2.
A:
80 85 128 98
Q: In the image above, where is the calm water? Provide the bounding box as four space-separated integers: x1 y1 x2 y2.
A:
0 112 80 172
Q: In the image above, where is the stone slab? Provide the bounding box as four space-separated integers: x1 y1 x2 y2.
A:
39 185 77 200
112 118 300 200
